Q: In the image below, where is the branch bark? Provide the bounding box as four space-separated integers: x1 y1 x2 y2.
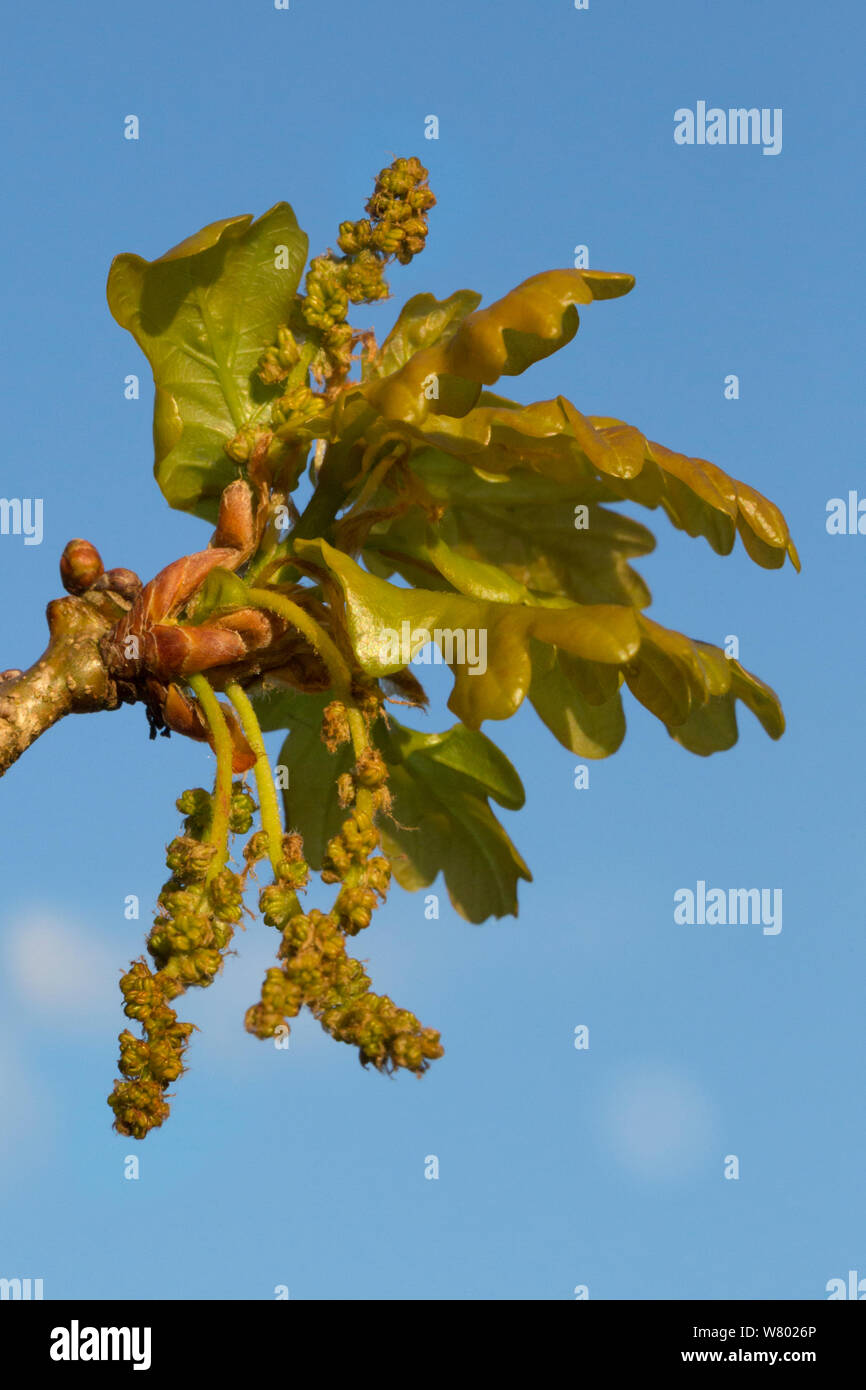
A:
0 594 120 777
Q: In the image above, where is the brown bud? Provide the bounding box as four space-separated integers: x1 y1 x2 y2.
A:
60 539 104 594
91 567 143 601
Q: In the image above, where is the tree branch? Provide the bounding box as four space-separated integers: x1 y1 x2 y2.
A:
0 594 120 777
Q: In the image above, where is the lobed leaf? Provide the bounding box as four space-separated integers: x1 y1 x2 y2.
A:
367 289 482 380
362 395 798 572
362 269 634 425
527 640 627 758
294 538 640 729
364 449 655 608
108 204 309 522
376 717 531 921
665 661 785 755
251 687 530 921
621 617 785 750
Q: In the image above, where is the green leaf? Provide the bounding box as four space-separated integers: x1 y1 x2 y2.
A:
365 510 534 605
379 718 525 810
364 394 798 571
253 687 353 864
728 660 785 739
404 445 614 507
622 618 785 748
368 289 482 380
250 686 529 922
107 204 308 521
295 537 640 729
375 718 530 921
666 660 785 755
362 268 634 426
527 640 626 758
624 616 731 727
364 453 655 608
381 761 530 922
665 692 740 755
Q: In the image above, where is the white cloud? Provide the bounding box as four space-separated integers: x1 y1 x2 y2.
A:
598 1062 717 1180
5 912 119 1023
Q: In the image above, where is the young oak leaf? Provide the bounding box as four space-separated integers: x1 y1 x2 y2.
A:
376 718 531 923
359 394 798 572
663 659 785 756
355 503 785 758
252 686 530 922
293 537 640 729
107 204 309 523
366 289 483 381
362 268 634 426
624 617 784 741
527 640 627 759
363 472 656 608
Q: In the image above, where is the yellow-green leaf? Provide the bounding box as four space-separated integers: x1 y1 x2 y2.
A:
362 268 634 425
368 289 482 380
528 640 626 758
666 659 785 754
295 538 640 728
364 453 655 608
108 204 308 522
252 687 530 922
376 718 530 921
366 394 797 571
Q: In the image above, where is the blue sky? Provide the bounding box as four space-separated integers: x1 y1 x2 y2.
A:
0 0 863 1300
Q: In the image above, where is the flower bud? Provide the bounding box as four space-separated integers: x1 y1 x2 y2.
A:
321 701 351 751
276 858 309 889
354 748 388 789
259 883 298 928
107 1078 171 1139
244 830 270 866
228 785 256 834
165 835 216 884
176 788 213 838
208 867 243 918
118 1029 150 1079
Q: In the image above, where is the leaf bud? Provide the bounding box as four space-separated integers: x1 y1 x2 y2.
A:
59 539 104 594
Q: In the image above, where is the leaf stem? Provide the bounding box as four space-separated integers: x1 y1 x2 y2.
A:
246 588 353 697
